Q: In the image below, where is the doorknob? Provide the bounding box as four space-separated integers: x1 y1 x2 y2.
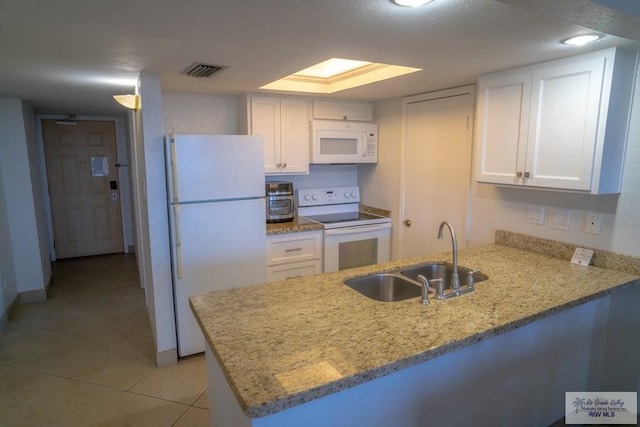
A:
404 219 412 227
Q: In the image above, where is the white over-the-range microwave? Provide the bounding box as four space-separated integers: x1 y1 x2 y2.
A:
310 120 378 164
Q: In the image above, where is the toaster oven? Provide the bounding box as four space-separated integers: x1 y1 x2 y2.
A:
265 182 294 223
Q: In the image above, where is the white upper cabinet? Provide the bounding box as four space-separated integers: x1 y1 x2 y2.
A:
475 47 638 194
248 96 310 175
312 100 374 122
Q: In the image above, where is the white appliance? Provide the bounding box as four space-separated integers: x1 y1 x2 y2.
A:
297 186 391 272
310 120 378 164
165 134 267 357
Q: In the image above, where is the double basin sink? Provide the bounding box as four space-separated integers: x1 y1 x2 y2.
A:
344 262 487 302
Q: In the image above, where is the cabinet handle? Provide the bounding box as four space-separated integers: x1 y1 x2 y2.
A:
285 247 303 253
516 171 523 178
282 163 287 168
404 219 412 227
276 162 282 168
524 172 530 178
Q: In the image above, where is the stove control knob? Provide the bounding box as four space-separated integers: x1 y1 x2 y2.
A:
312 194 318 201
304 194 311 201
351 192 357 198
344 192 351 199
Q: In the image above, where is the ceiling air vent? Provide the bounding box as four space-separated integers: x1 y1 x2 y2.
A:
182 62 228 78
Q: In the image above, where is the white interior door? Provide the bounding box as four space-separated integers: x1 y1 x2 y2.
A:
401 87 474 258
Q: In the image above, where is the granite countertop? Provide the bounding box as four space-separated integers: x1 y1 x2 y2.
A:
266 216 323 236
190 234 640 419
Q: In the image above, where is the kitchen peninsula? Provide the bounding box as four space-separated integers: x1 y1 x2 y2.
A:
190 231 640 427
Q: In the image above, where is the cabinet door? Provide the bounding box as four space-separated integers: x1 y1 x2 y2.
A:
475 71 531 185
525 57 605 190
312 100 374 121
280 98 310 174
251 96 281 173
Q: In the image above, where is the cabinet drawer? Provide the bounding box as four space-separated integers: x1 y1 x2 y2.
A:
267 260 322 282
267 231 322 265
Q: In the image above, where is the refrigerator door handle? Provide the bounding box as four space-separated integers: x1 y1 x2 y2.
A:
173 204 184 279
169 138 180 203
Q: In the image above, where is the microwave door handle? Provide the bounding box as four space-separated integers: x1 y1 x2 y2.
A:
361 132 367 157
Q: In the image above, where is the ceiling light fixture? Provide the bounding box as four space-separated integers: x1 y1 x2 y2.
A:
260 57 422 94
294 58 373 79
392 0 434 7
113 94 141 110
562 34 601 46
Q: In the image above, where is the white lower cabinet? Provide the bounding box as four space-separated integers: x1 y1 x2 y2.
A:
475 47 638 194
266 231 322 281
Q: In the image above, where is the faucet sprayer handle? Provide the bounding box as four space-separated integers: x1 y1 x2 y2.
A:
428 278 444 299
416 274 431 305
466 269 481 290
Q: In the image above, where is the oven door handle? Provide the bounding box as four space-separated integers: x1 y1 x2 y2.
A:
324 223 391 236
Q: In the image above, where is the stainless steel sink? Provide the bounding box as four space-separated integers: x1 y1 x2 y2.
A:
343 262 488 303
343 273 422 302
400 262 487 290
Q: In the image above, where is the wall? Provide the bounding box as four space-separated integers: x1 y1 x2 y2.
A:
135 74 177 366
0 98 48 307
359 98 403 259
163 92 239 135
0 157 17 326
23 103 52 287
468 66 640 257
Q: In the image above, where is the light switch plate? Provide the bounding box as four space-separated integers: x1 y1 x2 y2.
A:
526 205 545 225
548 208 570 230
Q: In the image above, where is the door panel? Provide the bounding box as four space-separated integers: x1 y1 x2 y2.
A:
43 120 123 258
402 90 474 259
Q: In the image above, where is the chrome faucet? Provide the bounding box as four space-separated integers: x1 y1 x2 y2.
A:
438 221 460 295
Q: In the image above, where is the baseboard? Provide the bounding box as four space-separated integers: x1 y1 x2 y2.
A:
156 348 178 367
19 288 47 304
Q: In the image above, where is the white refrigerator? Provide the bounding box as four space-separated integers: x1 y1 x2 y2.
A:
165 134 267 357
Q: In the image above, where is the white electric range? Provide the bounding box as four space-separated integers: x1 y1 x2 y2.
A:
297 186 391 273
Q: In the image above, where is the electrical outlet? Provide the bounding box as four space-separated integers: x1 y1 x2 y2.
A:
548 208 571 230
526 205 545 225
585 212 602 235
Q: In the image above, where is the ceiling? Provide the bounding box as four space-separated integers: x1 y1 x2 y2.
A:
1 0 639 117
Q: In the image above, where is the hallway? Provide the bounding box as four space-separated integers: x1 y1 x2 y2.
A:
0 254 209 426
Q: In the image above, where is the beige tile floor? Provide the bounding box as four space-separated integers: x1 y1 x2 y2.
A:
0 254 209 426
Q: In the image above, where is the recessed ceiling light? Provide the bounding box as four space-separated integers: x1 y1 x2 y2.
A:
392 0 434 7
294 59 373 79
260 57 422 94
562 34 601 46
